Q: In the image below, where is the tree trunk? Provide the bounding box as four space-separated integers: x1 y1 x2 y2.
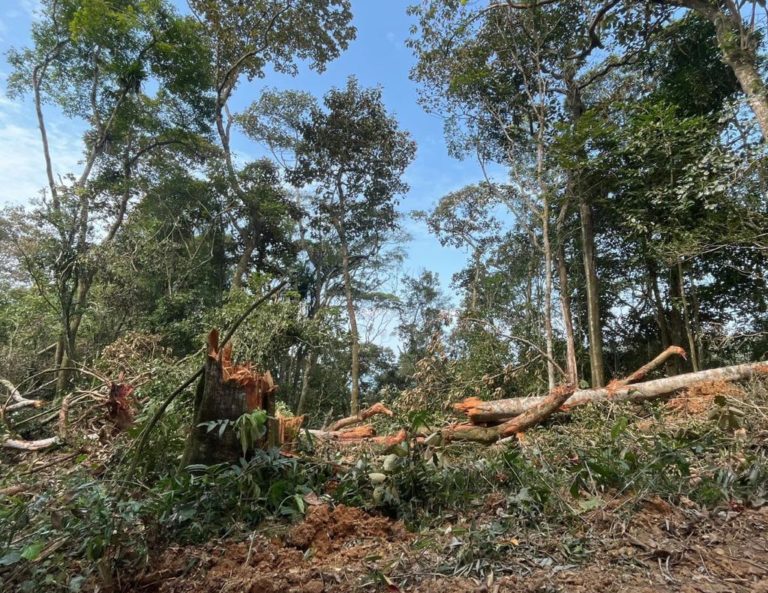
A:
579 196 605 387
338 230 361 415
677 260 700 372
181 331 277 466
705 6 768 139
556 241 578 385
565 74 604 387
296 351 316 416
455 361 767 423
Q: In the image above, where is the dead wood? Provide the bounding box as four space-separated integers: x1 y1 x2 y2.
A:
444 384 576 443
122 281 287 491
308 427 408 448
1 436 60 451
327 402 394 432
608 346 687 389
180 329 279 466
1 379 44 417
456 361 768 424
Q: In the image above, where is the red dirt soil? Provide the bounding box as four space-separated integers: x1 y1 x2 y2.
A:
130 501 768 593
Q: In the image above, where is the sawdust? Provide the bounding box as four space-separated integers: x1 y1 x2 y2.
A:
666 380 745 416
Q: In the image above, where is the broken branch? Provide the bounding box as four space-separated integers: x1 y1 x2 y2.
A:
327 402 394 432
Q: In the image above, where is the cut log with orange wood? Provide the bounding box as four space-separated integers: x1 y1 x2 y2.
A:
455 361 768 424
327 402 394 432
444 384 576 444
308 427 408 448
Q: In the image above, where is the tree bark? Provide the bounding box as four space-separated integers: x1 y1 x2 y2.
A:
296 351 314 416
328 402 394 432
338 228 361 416
181 330 277 466
445 384 576 444
556 241 578 385
579 197 605 387
565 74 604 387
455 361 767 423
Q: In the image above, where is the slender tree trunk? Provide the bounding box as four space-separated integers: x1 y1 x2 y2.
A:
677 260 700 372
541 206 556 389
338 229 361 415
296 350 316 416
578 197 605 387
565 74 605 387
647 260 672 351
556 242 578 384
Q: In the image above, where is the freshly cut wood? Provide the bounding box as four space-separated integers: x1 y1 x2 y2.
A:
445 384 576 444
309 424 376 440
456 362 768 423
181 329 280 466
327 402 394 432
608 346 686 389
1 379 44 416
278 415 305 445
308 427 407 447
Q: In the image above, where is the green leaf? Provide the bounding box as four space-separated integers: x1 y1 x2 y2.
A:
21 542 45 561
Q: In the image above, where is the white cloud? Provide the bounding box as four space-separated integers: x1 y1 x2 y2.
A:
0 107 83 206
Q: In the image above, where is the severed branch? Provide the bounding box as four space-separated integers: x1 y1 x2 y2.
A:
1 379 45 418
2 437 60 451
327 402 394 432
608 346 687 389
444 384 576 444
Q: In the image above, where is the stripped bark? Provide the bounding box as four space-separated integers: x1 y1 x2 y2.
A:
328 402 394 432
456 362 768 423
1 379 45 417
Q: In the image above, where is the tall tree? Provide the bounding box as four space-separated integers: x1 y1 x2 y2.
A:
6 0 213 393
289 78 416 414
186 0 355 287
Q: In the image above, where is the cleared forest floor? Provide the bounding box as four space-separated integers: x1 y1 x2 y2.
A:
136 499 768 593
3 377 768 592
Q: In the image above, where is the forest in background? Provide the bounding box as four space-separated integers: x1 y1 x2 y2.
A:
1 1 768 591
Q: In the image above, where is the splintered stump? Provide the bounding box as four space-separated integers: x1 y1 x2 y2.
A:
181 330 280 466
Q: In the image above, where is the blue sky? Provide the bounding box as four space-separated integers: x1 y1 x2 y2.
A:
0 1 501 335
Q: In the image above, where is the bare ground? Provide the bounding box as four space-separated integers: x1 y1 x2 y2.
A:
132 500 768 593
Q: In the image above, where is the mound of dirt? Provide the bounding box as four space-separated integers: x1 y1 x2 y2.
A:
134 504 409 593
285 503 405 554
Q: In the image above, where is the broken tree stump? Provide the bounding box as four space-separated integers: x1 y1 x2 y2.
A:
181 330 280 467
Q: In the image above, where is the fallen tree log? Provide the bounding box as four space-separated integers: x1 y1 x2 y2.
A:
444 384 576 444
327 402 394 432
456 361 768 424
308 427 408 447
